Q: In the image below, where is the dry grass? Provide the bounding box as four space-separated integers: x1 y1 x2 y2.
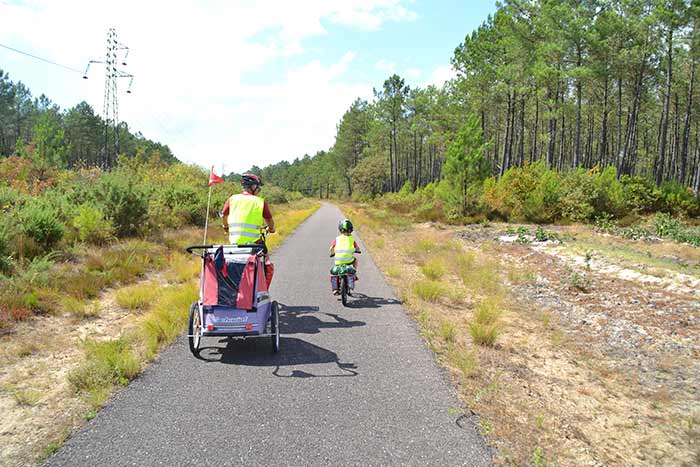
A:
165 254 200 283
60 296 100 320
412 280 445 302
9 387 43 406
344 206 700 466
115 283 157 310
420 258 446 280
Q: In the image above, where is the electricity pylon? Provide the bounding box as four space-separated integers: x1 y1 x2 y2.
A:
84 28 134 168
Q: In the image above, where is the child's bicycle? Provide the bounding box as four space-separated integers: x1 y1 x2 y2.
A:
329 253 360 307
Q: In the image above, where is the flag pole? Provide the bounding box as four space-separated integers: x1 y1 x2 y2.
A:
203 184 212 245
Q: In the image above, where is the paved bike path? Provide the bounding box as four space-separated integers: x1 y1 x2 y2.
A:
44 203 491 467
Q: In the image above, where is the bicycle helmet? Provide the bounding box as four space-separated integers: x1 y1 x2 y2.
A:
241 173 263 188
338 218 353 233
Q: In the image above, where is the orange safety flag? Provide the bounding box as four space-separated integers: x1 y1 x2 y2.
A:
208 166 224 186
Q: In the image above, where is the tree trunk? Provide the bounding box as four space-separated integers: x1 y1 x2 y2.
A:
620 57 647 176
600 76 609 167
518 96 525 166
574 43 582 168
532 90 539 162
681 59 695 185
617 76 623 160
657 28 674 185
500 92 512 177
559 113 566 171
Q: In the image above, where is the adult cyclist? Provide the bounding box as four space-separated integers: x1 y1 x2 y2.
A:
222 173 276 284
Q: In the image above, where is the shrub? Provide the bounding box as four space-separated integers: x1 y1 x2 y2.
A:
560 168 597 221
0 222 11 273
96 174 148 237
68 337 140 393
72 205 114 244
620 175 663 214
660 181 700 217
19 201 65 251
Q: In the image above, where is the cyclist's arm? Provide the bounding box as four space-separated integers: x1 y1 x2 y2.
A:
222 199 230 232
263 201 275 233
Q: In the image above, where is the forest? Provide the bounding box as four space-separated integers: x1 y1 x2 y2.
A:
0 69 175 168
258 0 700 222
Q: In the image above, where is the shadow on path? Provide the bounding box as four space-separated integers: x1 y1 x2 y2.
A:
278 303 366 335
197 336 358 378
342 293 402 309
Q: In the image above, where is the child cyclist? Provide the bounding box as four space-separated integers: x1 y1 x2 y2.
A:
329 218 361 295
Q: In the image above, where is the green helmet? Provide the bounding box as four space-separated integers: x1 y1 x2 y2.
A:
338 218 353 233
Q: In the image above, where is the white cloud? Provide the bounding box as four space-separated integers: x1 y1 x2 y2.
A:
425 65 456 87
405 68 422 79
374 58 396 74
0 0 417 172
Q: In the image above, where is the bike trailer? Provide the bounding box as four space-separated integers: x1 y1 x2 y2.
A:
185 244 280 356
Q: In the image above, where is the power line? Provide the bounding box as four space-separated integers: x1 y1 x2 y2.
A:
0 42 83 74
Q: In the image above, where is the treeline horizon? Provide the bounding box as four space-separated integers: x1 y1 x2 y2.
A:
0 69 175 169
254 0 700 200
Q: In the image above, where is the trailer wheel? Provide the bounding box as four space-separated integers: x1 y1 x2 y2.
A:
271 301 280 353
188 301 202 356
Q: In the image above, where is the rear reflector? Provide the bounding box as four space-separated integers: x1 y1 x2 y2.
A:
207 324 215 331
245 324 253 330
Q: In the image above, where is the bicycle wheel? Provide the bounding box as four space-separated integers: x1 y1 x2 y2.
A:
341 277 348 306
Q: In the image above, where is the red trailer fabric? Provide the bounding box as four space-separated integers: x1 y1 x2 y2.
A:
202 255 219 306
236 255 257 310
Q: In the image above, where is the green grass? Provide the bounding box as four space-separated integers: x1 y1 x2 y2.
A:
60 296 99 319
412 280 445 302
439 320 457 343
420 258 446 280
68 337 141 394
507 266 537 285
165 254 200 283
386 266 402 278
448 346 477 379
531 447 549 467
11 387 43 406
115 283 157 310
140 282 198 357
459 261 502 296
469 298 503 346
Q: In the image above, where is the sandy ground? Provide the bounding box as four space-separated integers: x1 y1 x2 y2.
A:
0 279 156 466
346 206 700 467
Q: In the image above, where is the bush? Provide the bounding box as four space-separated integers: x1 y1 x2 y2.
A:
96 174 148 237
72 205 114 244
560 168 597 221
0 222 11 273
19 201 65 250
262 185 289 204
660 181 700 217
620 175 663 214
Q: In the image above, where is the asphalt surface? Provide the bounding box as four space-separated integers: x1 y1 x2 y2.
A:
44 203 492 467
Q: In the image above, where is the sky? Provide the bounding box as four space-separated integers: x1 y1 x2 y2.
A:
0 0 497 174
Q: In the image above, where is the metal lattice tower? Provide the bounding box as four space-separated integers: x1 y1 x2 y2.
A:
84 28 134 168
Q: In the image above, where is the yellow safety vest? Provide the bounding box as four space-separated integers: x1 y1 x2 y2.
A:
227 194 264 245
335 235 355 265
